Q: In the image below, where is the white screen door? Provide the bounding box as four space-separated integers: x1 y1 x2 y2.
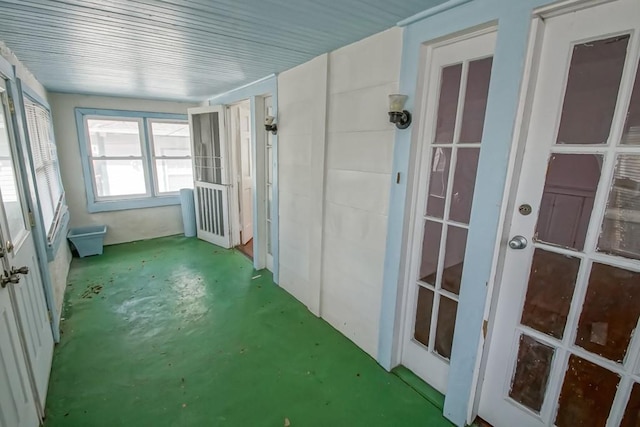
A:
480 1 640 426
400 30 496 393
189 106 231 248
0 78 53 421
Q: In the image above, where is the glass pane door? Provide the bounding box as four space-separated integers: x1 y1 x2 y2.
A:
0 82 28 248
401 30 496 393
480 2 640 425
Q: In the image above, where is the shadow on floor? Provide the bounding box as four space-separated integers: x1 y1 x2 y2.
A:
45 236 452 427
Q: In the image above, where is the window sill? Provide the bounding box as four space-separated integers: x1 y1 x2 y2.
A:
87 195 181 213
46 210 70 262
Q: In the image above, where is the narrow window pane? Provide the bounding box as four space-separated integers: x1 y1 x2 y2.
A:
414 287 434 347
575 263 640 362
266 184 272 221
92 159 146 197
434 64 462 144
521 249 580 339
622 58 640 145
0 109 27 241
556 35 629 145
267 146 273 185
509 334 554 413
556 355 619 427
426 147 451 218
536 154 602 251
449 148 480 224
87 119 142 156
621 382 640 427
151 121 191 156
459 57 493 143
441 226 467 295
419 220 442 285
155 159 193 193
598 155 640 260
193 112 222 184
267 220 272 255
434 296 457 360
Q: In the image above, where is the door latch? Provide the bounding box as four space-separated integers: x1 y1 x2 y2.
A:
11 266 28 275
1 272 19 288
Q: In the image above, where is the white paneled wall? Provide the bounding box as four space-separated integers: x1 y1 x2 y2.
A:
277 28 402 357
277 55 328 314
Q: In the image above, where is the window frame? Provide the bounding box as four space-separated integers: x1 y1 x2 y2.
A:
75 108 190 213
22 86 69 261
147 118 194 196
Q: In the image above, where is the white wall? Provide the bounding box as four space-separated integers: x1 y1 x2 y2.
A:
277 28 401 357
277 55 328 315
49 93 197 245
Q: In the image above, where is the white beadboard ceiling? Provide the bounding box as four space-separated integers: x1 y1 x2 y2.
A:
0 0 448 101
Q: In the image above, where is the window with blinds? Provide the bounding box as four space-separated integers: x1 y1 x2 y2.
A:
23 97 66 243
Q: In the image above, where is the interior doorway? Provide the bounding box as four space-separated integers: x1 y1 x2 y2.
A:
228 100 254 259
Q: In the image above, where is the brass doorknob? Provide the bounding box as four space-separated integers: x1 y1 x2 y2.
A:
5 241 13 253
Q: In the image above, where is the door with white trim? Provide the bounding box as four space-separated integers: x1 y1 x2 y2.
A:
0 77 52 422
265 96 274 272
233 102 253 246
189 106 231 248
400 30 496 393
480 1 640 425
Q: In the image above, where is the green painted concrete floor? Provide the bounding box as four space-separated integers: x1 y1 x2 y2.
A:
45 236 452 426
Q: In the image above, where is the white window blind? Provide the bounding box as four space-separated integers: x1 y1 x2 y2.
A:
23 97 65 242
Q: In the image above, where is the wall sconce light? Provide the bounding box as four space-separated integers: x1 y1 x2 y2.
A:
265 115 278 135
388 94 412 129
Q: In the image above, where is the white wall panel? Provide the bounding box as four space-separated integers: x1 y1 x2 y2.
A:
276 28 402 358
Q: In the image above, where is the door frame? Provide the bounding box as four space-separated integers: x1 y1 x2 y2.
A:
477 0 639 424
207 75 279 280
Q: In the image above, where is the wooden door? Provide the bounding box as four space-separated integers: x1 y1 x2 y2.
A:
188 106 231 248
480 1 640 425
400 30 496 393
235 102 253 245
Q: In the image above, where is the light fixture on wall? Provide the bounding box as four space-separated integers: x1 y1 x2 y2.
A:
388 94 412 129
265 115 278 135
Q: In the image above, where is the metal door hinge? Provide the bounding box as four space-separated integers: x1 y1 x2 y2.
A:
28 211 35 228
482 320 488 339
47 310 52 324
7 96 15 114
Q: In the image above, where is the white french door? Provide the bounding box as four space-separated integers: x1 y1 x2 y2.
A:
400 30 496 393
480 1 640 426
189 106 231 248
0 78 52 425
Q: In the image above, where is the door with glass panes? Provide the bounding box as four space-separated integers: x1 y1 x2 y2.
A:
401 30 496 393
480 1 640 426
